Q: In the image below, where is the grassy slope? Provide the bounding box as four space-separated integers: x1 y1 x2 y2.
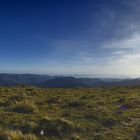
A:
0 86 140 140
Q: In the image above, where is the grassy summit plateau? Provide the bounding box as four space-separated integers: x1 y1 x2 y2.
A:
0 86 139 140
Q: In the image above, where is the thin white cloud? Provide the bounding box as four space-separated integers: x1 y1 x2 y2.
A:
104 33 140 64
61 32 140 75
104 33 140 49
99 32 140 75
34 32 140 76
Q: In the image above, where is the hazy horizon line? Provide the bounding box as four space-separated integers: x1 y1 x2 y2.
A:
0 72 140 79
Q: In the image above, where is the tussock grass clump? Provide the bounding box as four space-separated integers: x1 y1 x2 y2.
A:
101 116 118 128
0 129 38 140
12 99 37 113
37 116 75 138
19 121 37 133
47 97 61 104
71 135 81 140
125 98 140 109
67 100 86 108
7 131 38 140
0 98 8 106
0 129 7 140
134 124 140 140
84 113 97 120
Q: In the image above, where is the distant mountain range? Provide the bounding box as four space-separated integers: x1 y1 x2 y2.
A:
0 73 140 88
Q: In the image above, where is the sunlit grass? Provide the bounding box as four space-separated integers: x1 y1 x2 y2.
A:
0 86 139 139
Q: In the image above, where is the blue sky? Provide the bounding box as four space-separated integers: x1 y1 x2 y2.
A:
0 0 140 76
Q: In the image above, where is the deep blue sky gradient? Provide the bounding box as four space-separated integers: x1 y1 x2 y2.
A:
0 0 140 75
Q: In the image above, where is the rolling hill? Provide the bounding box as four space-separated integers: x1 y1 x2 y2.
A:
39 77 88 88
0 73 140 88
